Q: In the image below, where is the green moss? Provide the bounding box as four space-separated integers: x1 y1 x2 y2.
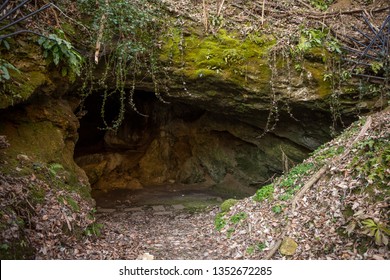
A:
303 62 331 97
161 28 274 87
220 198 239 212
0 71 49 109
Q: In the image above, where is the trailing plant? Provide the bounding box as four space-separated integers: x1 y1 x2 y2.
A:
78 0 170 131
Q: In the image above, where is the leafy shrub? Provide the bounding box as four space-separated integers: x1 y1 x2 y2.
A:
37 34 83 82
361 219 389 246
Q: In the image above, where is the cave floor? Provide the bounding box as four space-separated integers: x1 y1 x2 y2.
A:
92 183 252 211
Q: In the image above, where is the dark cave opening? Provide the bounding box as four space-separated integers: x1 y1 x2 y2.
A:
74 91 159 157
73 90 329 210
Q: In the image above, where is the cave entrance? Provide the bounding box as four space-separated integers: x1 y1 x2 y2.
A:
74 89 327 211
74 90 261 210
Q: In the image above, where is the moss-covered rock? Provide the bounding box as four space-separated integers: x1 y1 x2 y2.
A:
0 37 68 110
0 97 90 197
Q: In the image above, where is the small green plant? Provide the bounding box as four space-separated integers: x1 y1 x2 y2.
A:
371 62 383 74
313 146 345 163
279 162 314 189
272 205 283 214
294 28 326 54
37 34 83 82
309 0 334 11
48 163 64 177
226 228 235 238
257 242 266 251
246 246 255 254
230 212 248 224
59 195 80 212
279 193 292 201
361 219 389 246
215 212 227 231
246 242 266 255
85 222 104 237
350 138 390 187
253 184 274 202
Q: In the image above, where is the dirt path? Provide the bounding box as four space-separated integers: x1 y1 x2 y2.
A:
68 206 232 260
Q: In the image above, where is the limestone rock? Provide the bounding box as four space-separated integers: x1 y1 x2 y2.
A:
279 237 298 256
0 98 89 187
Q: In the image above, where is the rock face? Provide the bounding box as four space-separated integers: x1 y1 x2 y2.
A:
0 39 68 110
0 97 89 188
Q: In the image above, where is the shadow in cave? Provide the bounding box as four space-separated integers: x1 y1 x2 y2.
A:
73 90 236 210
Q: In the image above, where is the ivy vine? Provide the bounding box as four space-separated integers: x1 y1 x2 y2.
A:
78 0 170 130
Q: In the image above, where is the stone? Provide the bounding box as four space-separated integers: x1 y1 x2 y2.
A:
279 237 298 256
136 253 154 260
17 154 30 162
172 204 185 210
152 205 165 211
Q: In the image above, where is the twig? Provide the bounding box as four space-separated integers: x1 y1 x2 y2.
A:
94 0 108 64
296 0 313 10
264 239 282 260
202 0 209 33
261 0 265 25
291 165 328 213
216 0 225 17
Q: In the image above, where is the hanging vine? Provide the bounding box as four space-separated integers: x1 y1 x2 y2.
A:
77 0 171 130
